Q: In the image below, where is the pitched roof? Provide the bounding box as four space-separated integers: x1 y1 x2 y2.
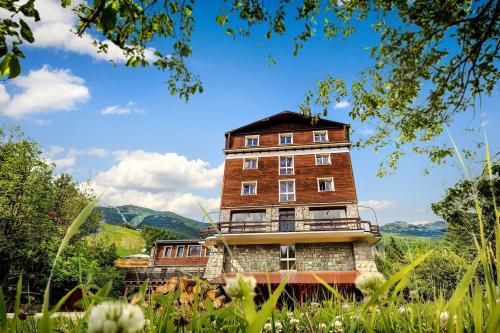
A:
226 111 349 135
210 270 360 285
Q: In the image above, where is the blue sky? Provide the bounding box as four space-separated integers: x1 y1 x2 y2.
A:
0 0 497 223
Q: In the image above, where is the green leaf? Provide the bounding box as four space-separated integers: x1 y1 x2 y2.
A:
226 28 234 35
215 14 228 26
61 0 71 8
0 53 12 77
8 55 20 79
101 5 117 33
20 19 34 43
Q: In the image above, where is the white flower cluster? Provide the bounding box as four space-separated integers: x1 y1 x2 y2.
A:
263 321 282 333
224 274 257 300
88 301 145 333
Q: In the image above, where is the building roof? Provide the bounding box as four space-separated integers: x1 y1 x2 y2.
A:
210 270 361 285
225 111 349 136
154 239 202 245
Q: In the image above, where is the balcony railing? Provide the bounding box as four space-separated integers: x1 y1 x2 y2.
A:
200 218 380 238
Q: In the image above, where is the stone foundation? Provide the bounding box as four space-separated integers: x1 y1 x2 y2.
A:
223 244 280 272
203 245 225 280
353 240 378 273
296 243 355 270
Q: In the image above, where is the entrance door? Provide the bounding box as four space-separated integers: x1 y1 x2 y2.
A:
279 209 295 232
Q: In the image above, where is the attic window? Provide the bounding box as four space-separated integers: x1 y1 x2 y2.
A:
317 177 335 192
313 131 328 143
279 133 293 145
245 135 259 147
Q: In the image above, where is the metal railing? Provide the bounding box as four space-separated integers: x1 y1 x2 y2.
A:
200 218 380 238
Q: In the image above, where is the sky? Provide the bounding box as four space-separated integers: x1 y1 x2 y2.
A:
0 0 498 224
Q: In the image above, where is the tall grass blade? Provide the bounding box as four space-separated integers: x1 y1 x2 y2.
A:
49 284 83 315
39 197 99 333
446 256 479 311
11 274 22 331
0 289 7 333
312 273 345 301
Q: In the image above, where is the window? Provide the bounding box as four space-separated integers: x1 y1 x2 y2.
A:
279 133 293 145
188 245 202 257
313 130 328 142
309 208 346 219
315 154 331 165
162 246 172 257
317 177 334 192
176 246 185 257
245 135 259 147
279 180 295 201
241 181 257 195
279 156 294 175
231 211 266 222
280 245 296 270
243 158 258 169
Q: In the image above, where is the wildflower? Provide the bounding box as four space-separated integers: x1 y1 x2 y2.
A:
409 290 419 301
398 306 411 316
173 304 193 326
341 303 351 311
355 272 387 301
263 321 282 333
224 274 257 300
286 311 294 319
289 318 300 331
88 301 145 333
333 320 343 333
439 311 449 329
308 302 321 314
318 322 327 331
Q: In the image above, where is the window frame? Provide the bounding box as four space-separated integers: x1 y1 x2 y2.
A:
279 245 296 271
317 177 335 192
245 135 260 147
162 246 172 257
279 179 296 202
243 157 258 170
241 181 258 195
313 130 329 143
187 245 202 257
279 156 294 175
176 246 185 257
279 133 293 145
315 153 331 165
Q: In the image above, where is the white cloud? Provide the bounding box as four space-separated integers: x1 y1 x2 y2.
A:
86 148 108 157
23 0 155 62
334 101 350 109
90 151 223 218
359 200 398 211
46 146 65 158
0 84 9 104
101 101 144 115
410 220 432 225
359 128 375 136
0 65 89 118
52 156 76 168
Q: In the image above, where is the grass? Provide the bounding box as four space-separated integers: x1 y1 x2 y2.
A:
88 224 145 257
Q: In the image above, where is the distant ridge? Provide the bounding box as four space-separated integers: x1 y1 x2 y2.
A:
380 220 447 238
96 205 207 239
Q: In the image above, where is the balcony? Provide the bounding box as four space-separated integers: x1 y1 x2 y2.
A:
200 218 381 245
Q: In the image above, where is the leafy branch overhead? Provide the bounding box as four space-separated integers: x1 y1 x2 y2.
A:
0 0 498 174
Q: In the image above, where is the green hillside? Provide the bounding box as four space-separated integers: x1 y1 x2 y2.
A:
97 205 207 238
89 224 146 257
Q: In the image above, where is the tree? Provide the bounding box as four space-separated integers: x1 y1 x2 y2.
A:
141 225 178 251
1 1 498 174
432 163 499 260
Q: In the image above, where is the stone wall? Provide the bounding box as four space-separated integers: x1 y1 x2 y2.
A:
296 243 355 270
223 244 280 272
203 245 225 280
353 240 378 273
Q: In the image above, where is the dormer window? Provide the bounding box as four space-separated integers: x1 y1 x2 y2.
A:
279 133 293 145
313 131 328 143
241 181 257 195
243 158 258 169
245 135 259 147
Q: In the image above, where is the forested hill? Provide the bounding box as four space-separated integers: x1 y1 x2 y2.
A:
380 221 447 238
96 205 207 239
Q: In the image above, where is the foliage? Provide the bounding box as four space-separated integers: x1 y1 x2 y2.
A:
0 127 118 303
375 236 464 300
140 225 178 252
432 162 500 260
1 1 498 174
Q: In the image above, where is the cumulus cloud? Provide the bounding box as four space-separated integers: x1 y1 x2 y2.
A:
101 101 144 115
91 150 223 218
334 101 350 109
86 148 108 157
25 0 154 62
0 65 89 118
359 200 398 211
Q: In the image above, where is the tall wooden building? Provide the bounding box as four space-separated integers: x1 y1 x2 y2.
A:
203 111 380 295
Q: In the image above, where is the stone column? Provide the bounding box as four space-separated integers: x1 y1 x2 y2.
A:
353 240 378 273
203 245 225 280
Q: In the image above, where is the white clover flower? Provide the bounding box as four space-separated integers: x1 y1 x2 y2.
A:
274 321 283 333
224 274 257 300
263 323 273 332
355 272 387 299
318 322 327 331
409 290 419 301
398 306 410 316
286 311 294 319
88 302 145 333
439 311 449 328
341 303 351 311
333 320 343 333
290 318 300 331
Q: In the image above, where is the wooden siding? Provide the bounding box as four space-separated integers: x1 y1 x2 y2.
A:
221 152 357 207
228 129 347 149
154 244 209 266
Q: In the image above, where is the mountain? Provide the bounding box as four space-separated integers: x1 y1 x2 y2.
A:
380 221 447 238
97 205 207 239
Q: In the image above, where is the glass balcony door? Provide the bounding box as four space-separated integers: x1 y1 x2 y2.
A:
279 209 295 232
